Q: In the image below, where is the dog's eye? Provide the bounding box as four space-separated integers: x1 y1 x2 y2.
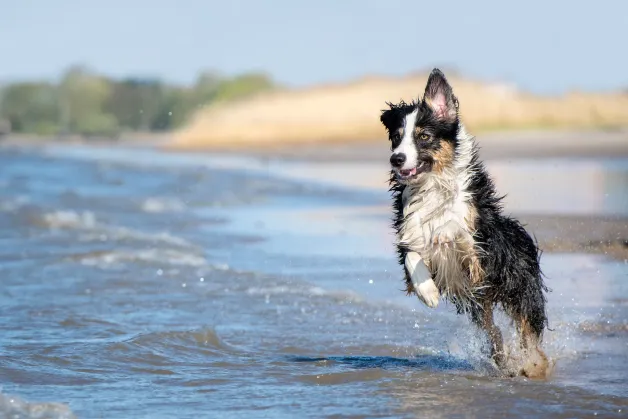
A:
391 134 401 142
419 133 430 141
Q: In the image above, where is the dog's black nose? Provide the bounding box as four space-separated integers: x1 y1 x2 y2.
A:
390 153 406 168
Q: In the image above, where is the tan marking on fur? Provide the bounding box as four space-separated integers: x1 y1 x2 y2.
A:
442 235 483 287
481 302 505 368
519 317 534 348
466 254 484 286
517 316 550 379
404 279 414 296
431 141 455 173
461 204 484 285
464 203 478 231
397 127 404 138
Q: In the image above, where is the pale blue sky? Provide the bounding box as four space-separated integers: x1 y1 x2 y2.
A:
1 0 626 93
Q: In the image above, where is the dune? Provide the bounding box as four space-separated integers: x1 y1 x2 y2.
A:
168 72 628 150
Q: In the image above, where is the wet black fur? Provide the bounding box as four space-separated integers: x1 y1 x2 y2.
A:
381 69 549 339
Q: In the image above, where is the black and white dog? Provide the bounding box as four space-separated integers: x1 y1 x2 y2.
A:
381 69 549 378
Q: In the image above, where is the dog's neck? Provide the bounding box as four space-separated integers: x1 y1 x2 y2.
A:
401 125 476 224
402 169 457 220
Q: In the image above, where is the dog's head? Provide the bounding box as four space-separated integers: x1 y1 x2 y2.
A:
381 68 460 185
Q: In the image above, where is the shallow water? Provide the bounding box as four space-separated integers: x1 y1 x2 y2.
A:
0 145 627 418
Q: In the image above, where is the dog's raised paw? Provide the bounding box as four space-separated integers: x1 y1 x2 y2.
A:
414 278 440 308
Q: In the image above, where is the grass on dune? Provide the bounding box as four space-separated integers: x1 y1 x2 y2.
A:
168 73 628 150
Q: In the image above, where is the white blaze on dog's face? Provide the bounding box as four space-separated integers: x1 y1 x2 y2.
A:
380 70 461 184
392 109 419 175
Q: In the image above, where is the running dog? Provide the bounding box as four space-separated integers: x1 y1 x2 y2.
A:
381 69 549 378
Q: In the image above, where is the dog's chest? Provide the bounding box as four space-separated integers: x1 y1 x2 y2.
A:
399 181 479 297
399 185 472 254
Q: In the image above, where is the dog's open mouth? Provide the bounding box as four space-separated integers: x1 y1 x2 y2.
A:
399 168 416 178
397 162 428 180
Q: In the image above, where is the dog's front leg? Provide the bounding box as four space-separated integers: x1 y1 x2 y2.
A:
405 251 440 308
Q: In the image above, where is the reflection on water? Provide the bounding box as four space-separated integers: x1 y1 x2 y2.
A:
488 158 628 216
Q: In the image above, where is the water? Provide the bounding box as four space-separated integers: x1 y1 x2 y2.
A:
0 144 627 418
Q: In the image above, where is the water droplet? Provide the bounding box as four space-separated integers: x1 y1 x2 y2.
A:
200 277 205 282
168 111 173 116
369 279 374 284
157 269 163 276
182 283 187 288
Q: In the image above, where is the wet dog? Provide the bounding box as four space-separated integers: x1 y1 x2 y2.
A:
381 69 549 378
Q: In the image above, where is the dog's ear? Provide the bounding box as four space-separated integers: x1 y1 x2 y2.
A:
380 105 399 133
423 69 459 123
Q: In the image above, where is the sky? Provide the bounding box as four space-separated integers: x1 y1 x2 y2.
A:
1 0 627 94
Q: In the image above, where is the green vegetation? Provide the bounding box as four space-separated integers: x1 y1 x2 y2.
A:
0 66 275 138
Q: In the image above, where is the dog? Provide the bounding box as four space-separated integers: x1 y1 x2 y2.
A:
380 68 549 378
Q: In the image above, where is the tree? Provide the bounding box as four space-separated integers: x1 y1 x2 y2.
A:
0 67 277 138
212 73 274 103
105 78 166 131
0 82 60 134
58 65 118 136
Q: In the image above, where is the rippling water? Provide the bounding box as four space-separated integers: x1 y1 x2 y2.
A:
0 145 627 418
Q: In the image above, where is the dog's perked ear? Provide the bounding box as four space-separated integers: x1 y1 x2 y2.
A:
423 69 459 123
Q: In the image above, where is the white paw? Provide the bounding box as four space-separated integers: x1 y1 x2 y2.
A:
414 278 440 308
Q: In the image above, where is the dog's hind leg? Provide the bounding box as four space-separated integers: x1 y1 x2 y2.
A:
473 301 506 369
517 317 550 379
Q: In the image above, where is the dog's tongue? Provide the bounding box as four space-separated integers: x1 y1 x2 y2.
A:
400 168 417 177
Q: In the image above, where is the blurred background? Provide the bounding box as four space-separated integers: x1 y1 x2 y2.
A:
1 1 627 418
2 0 628 143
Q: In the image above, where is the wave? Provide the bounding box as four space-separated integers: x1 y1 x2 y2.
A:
0 391 76 419
41 210 98 229
35 210 194 248
0 195 30 212
140 197 186 213
72 248 207 269
245 284 363 303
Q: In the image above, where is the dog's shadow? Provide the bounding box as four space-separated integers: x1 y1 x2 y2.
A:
287 354 480 373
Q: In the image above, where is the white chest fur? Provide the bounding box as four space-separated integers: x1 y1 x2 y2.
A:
398 169 478 301
399 172 472 252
